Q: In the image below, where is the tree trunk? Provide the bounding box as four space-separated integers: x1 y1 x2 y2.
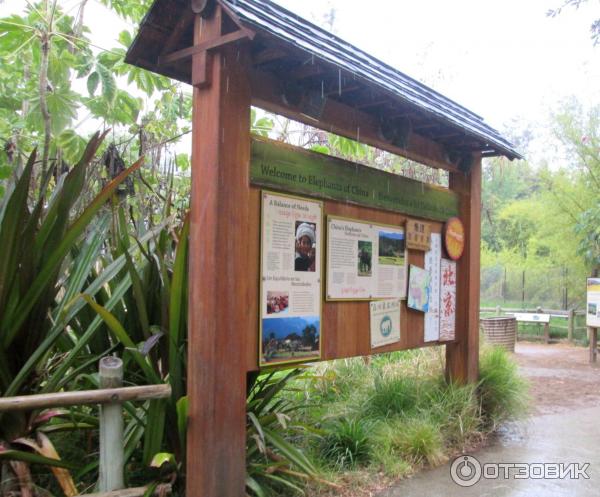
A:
39 31 52 177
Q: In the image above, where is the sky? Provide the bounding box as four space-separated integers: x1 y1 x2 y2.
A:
1 0 598 161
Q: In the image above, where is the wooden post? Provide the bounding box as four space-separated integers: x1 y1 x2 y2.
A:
187 7 251 497
567 308 574 343
543 322 550 344
495 305 501 316
589 327 597 363
446 155 481 384
99 357 124 492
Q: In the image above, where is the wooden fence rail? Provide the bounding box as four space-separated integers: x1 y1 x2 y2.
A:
0 384 171 412
0 357 172 496
480 307 587 344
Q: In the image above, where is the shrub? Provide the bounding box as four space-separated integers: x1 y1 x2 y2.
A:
365 373 426 418
374 417 445 466
478 346 529 429
425 379 481 449
318 418 371 469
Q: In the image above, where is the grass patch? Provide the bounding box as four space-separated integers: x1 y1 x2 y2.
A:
267 346 528 497
478 345 529 429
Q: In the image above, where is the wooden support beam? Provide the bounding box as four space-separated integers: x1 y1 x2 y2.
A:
158 27 255 66
324 84 361 97
289 63 326 81
590 327 598 363
187 6 251 497
250 68 459 172
355 98 392 110
160 10 194 57
446 154 481 383
252 47 287 65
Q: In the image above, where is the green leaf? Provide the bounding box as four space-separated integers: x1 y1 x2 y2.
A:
1 152 142 349
0 150 35 321
175 153 190 171
143 399 166 465
168 217 189 400
96 62 116 105
87 71 99 96
150 452 175 468
0 449 78 469
80 294 160 384
176 396 188 452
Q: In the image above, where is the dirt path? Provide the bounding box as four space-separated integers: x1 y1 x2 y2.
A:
514 341 600 415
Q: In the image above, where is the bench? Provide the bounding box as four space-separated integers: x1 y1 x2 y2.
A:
507 312 551 343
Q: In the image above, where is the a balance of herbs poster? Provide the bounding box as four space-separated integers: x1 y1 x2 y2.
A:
326 216 407 301
259 191 322 367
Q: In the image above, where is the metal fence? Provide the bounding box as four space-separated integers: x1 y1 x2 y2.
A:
481 265 587 310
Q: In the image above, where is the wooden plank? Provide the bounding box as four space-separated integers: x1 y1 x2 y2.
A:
250 68 461 173
187 5 251 496
250 136 459 221
77 484 171 497
446 155 480 383
0 385 171 413
158 28 254 66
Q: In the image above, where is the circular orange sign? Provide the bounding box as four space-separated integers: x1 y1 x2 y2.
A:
444 217 465 260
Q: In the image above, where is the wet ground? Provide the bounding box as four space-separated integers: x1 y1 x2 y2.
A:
378 342 600 497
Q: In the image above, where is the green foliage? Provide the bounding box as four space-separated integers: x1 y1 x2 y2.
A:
478 346 529 429
246 370 321 496
318 418 371 470
0 134 148 494
373 417 444 466
365 374 422 418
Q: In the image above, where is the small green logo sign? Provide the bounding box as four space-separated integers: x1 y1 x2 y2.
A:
380 315 392 337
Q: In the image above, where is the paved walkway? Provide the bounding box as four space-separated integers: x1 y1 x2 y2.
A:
378 342 600 497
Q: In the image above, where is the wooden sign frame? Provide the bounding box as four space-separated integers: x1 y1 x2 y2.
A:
154 5 482 496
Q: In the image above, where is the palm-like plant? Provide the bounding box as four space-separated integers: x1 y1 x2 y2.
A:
0 132 143 495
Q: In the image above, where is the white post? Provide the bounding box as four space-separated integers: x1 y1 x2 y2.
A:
99 356 125 491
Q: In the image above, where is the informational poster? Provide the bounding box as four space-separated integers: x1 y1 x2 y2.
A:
260 191 322 367
440 259 457 341
407 265 430 312
326 216 406 300
370 299 401 348
424 233 442 342
587 278 600 328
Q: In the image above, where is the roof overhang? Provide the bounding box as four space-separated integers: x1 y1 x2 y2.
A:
125 0 523 167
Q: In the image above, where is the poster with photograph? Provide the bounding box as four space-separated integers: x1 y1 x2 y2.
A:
587 278 600 328
327 216 406 300
370 299 401 348
260 191 322 367
407 265 430 312
440 259 457 341
424 233 442 342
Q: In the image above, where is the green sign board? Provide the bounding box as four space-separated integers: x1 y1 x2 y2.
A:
250 137 459 222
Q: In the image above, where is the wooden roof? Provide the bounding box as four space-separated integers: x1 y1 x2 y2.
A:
125 0 522 163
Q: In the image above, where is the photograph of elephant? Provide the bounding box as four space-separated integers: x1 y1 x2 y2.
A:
357 240 372 277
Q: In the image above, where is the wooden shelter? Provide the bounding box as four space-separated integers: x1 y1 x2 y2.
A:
126 1 521 495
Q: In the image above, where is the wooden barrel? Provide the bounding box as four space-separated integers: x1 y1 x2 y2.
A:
480 316 517 352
